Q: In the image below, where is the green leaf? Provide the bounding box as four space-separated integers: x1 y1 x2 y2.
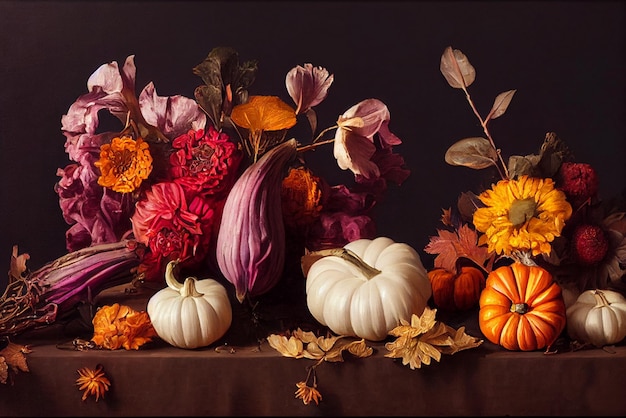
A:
444 137 497 169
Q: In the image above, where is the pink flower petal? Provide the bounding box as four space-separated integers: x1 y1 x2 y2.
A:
285 63 334 114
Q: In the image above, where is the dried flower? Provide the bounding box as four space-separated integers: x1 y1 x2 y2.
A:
334 98 402 179
295 378 322 406
131 182 217 281
571 224 609 266
230 95 297 161
472 175 572 257
57 54 205 253
268 329 372 406
281 166 323 230
169 127 243 198
91 303 156 350
95 136 153 194
384 307 482 370
557 162 599 207
76 364 111 402
286 63 334 115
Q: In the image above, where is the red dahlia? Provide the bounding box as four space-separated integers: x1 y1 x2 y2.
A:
558 162 599 205
571 224 609 266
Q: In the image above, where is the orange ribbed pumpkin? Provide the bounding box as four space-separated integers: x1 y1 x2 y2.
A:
478 262 566 351
428 266 486 311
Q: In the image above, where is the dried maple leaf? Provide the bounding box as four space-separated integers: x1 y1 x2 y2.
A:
424 223 489 272
385 307 482 370
0 341 31 384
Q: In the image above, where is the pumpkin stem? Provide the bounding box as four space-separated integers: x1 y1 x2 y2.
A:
510 303 529 314
165 260 183 291
165 260 204 297
592 290 610 307
337 248 382 279
181 277 204 298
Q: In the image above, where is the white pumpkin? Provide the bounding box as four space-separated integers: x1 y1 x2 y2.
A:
304 237 432 341
147 260 232 349
566 289 626 347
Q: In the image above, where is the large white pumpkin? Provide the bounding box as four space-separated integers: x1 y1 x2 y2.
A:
304 237 432 341
148 261 232 349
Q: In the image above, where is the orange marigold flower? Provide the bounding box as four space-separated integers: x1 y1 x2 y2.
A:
230 95 297 161
95 136 153 193
76 364 111 402
295 381 322 405
281 166 323 230
91 303 157 350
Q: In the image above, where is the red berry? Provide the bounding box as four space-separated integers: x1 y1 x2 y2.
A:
571 224 609 265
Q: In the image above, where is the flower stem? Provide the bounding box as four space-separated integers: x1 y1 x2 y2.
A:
297 138 335 153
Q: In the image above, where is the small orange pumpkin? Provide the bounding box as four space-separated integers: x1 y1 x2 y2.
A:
478 262 566 351
428 266 486 311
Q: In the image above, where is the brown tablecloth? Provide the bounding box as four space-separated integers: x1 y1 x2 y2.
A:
1 285 625 416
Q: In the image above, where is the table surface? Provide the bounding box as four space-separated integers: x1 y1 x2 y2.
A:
1 323 625 417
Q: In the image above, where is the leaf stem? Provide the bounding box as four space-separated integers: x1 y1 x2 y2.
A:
462 87 509 180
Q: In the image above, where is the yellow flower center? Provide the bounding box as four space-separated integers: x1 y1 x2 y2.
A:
508 197 537 227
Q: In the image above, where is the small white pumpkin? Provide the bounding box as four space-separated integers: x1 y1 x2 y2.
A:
304 237 432 341
566 289 626 347
147 260 232 349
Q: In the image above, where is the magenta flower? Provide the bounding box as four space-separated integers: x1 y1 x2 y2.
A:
286 63 334 115
57 56 207 252
333 99 403 179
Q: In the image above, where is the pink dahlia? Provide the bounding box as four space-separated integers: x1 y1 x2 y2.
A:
131 182 216 281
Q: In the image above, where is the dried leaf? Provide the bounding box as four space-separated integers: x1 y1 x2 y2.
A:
0 341 31 383
424 224 489 272
345 339 374 358
486 89 516 121
384 307 483 370
507 154 539 179
268 329 373 364
267 334 305 358
444 137 497 169
457 191 482 223
440 326 484 355
440 46 476 89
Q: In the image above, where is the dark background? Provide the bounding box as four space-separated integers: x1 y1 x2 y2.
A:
0 0 624 291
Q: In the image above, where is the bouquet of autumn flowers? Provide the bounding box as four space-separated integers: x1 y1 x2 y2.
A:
1 47 409 337
424 46 626 322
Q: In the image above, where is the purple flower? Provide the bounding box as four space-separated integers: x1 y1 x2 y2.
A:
286 63 334 115
56 56 206 252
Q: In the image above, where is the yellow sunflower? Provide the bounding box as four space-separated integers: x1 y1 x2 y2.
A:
473 175 572 257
